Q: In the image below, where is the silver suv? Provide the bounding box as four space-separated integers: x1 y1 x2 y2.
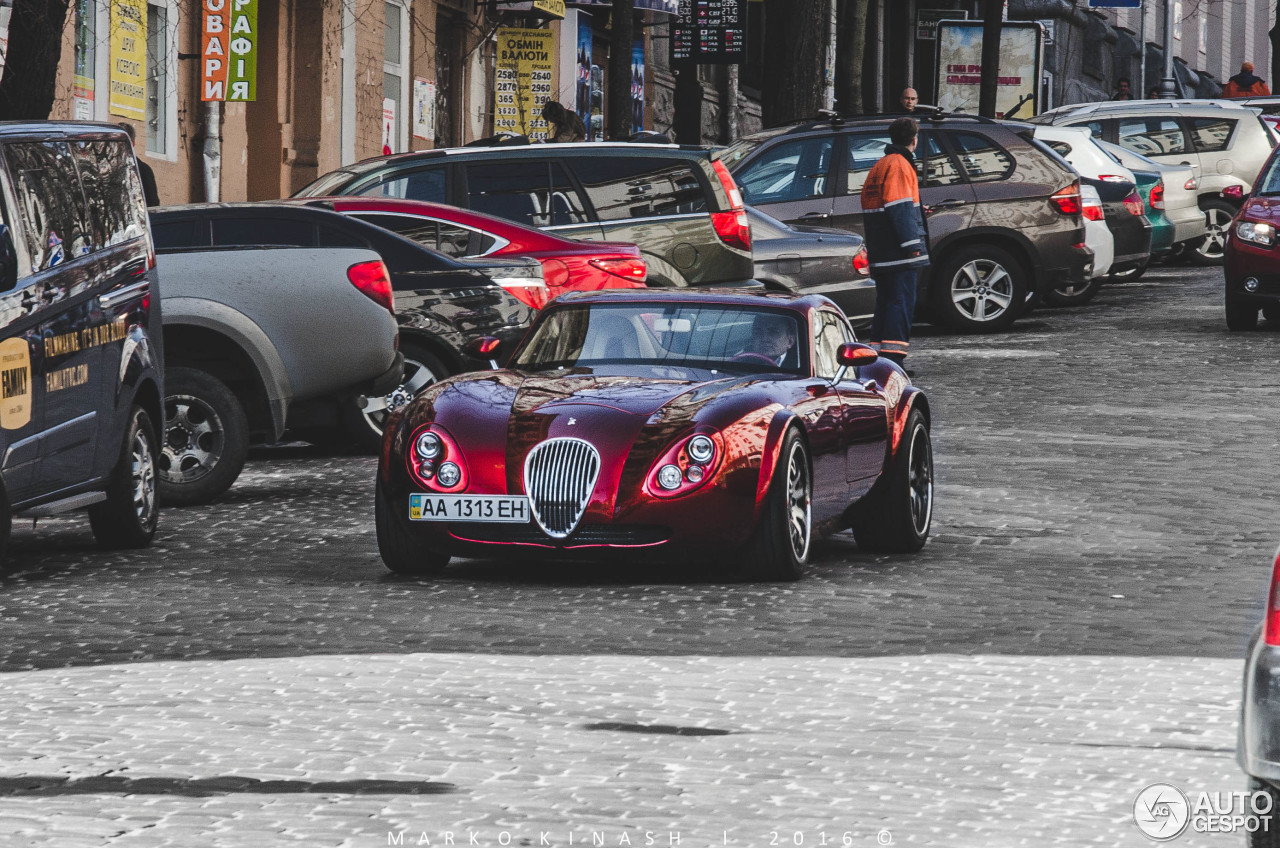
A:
1030 100 1275 263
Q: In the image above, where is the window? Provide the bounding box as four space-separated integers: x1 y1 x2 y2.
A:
4 142 92 272
150 218 202 250
570 157 707 221
467 162 553 227
69 139 148 249
359 168 447 202
948 132 1015 182
143 0 177 159
1118 118 1188 155
72 0 96 121
1188 117 1235 152
383 1 409 153
317 225 367 249
919 134 963 187
843 134 890 194
211 218 314 247
354 213 482 257
813 311 849 380
548 163 589 225
733 137 834 203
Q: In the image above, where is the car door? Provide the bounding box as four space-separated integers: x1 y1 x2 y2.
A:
817 310 888 497
2 140 102 496
731 134 836 225
0 196 42 504
802 309 852 520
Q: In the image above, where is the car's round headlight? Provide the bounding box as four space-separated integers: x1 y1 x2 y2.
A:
685 465 704 484
437 461 461 487
687 435 715 463
657 464 683 490
415 432 443 460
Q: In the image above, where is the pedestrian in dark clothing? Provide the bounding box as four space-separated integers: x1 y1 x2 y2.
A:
541 101 586 143
1112 78 1133 100
1222 62 1271 98
117 123 159 206
860 117 929 366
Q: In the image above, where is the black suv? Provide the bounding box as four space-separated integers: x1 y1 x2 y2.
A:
721 114 1092 332
294 143 755 289
0 123 164 562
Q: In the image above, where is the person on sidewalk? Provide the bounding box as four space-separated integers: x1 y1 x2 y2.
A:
1222 62 1271 98
860 117 929 367
899 88 919 112
1112 78 1134 100
117 123 159 207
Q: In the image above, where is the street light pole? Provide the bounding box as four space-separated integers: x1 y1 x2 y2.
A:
1160 0 1177 97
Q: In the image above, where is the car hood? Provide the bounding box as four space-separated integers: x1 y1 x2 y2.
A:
1243 197 1280 221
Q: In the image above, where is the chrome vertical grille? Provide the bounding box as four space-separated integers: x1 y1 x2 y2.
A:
522 437 601 539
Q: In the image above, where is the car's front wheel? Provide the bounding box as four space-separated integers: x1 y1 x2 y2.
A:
740 428 811 581
850 408 933 553
345 344 447 454
1191 200 1234 265
157 367 249 506
933 246 1026 333
375 483 450 576
89 405 159 548
1247 778 1280 848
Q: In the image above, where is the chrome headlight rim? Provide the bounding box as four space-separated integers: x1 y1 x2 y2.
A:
415 431 443 460
687 435 715 464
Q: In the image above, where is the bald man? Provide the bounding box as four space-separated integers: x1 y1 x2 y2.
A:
899 88 919 112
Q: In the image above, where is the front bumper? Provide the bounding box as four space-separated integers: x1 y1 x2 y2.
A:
1225 237 1280 305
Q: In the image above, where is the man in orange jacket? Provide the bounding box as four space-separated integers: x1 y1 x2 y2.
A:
860 117 929 366
1222 62 1271 98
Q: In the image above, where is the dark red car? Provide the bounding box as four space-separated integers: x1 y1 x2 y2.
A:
1224 159 1280 329
375 289 934 581
299 197 647 309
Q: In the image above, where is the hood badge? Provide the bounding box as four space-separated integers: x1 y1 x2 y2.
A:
567 417 576 425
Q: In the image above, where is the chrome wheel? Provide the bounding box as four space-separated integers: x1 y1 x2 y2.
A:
1195 206 1232 262
785 440 811 562
951 258 1015 322
160 394 225 485
131 425 157 524
357 354 440 440
907 423 933 537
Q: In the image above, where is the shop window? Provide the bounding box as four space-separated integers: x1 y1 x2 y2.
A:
383 1 410 153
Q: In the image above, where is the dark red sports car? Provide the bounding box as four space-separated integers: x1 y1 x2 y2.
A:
299 196 647 309
375 289 933 580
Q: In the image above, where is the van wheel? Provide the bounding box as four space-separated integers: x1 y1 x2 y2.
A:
89 405 159 549
1191 201 1233 265
933 246 1026 332
344 344 447 454
158 367 249 506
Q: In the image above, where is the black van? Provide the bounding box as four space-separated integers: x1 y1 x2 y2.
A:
0 122 163 563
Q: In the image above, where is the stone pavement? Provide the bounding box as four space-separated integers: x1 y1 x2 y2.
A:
0 653 1246 847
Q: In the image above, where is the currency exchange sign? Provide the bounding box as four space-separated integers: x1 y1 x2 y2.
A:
493 28 555 141
672 0 747 65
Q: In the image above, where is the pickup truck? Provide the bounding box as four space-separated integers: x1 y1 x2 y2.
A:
157 246 401 505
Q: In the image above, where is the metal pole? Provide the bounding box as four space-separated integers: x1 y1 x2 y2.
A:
202 100 222 203
1160 0 1177 97
1138 3 1146 96
726 64 740 142
824 0 838 110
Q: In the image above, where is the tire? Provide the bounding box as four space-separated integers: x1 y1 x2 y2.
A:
375 482 449 576
1190 200 1234 265
1227 296 1261 331
1248 777 1280 848
89 405 160 549
157 367 250 506
0 489 11 574
1044 275 1103 307
740 428 811 581
1263 304 1280 322
932 245 1027 333
344 344 448 454
850 408 933 553
1109 257 1150 282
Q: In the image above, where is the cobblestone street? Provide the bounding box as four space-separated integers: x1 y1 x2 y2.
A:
0 262 1275 846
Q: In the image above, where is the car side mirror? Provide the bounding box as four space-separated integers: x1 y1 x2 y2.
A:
837 342 879 367
0 224 17 293
466 336 502 370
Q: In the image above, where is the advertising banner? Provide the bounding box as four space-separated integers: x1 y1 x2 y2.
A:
73 0 95 120
203 0 257 102
575 17 592 135
109 0 146 119
494 27 555 141
413 78 437 141
631 39 645 133
936 21 1042 118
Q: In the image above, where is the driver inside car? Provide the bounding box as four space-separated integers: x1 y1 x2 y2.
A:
743 314 797 367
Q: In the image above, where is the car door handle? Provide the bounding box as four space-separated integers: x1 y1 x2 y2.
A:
800 212 830 220
929 199 968 210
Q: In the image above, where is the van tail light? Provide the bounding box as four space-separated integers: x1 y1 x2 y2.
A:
1150 180 1165 210
1050 182 1081 216
347 260 394 313
589 256 649 283
711 158 752 252
1082 199 1104 221
1123 191 1145 216
852 246 870 276
1264 550 1280 646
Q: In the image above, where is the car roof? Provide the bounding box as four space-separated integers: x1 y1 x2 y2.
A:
151 202 352 219
1037 99 1261 120
329 141 719 177
0 120 130 139
737 111 1031 143
553 287 837 314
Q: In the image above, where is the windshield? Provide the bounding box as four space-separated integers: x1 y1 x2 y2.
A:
293 169 358 198
510 303 810 375
719 127 791 172
1254 153 1280 195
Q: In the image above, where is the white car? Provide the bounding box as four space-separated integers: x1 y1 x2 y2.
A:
1079 184 1114 281
1094 138 1207 255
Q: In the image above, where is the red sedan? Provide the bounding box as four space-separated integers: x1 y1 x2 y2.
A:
300 197 647 309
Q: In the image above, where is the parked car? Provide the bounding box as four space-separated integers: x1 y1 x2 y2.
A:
1033 126 1149 301
1030 100 1273 263
294 143 756 289
0 122 164 562
375 289 933 581
293 196 646 309
1237 546 1280 838
746 206 875 326
150 202 540 459
1078 184 1114 287
1095 139 1206 260
721 113 1091 333
1222 143 1280 330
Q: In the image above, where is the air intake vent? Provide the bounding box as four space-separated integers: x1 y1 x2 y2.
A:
522 438 601 538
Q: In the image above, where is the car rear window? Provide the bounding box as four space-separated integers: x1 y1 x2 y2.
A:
1187 117 1235 152
570 157 709 220
151 218 204 250
356 168 447 203
211 217 314 247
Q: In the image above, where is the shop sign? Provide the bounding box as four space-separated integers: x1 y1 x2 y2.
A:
917 9 966 41
493 27 555 141
109 0 146 119
202 0 258 102
494 0 566 18
672 0 746 65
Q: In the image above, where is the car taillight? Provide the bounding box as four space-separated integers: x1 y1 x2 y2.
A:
1123 191 1145 216
1082 200 1104 221
589 257 649 283
852 246 870 276
1098 174 1129 183
1150 180 1165 210
488 267 548 310
347 260 394 313
1265 551 1280 646
711 158 752 251
538 258 571 289
712 158 744 209
1185 177 1198 191
1050 182 1081 215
